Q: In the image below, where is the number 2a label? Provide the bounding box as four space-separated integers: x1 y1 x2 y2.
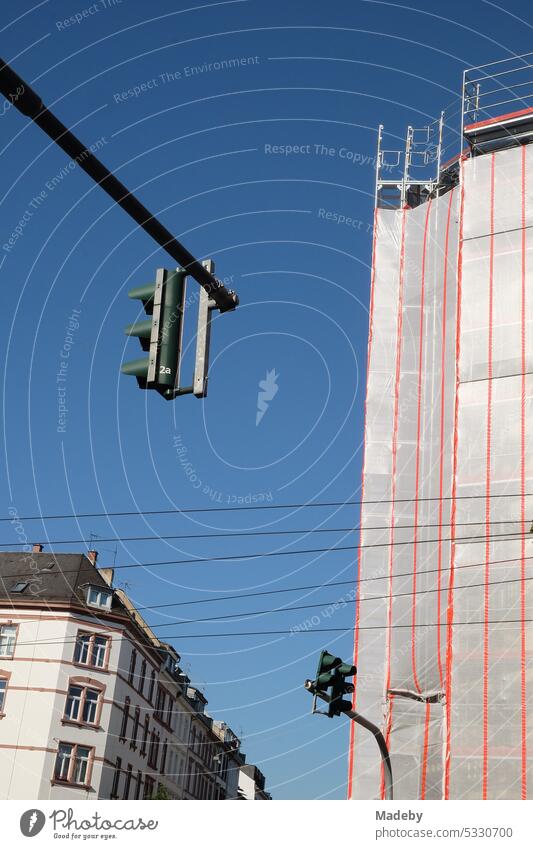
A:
160 366 172 374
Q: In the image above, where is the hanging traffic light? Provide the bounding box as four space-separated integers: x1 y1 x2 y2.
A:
121 267 186 399
314 650 356 718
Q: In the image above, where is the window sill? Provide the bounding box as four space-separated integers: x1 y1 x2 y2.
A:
153 714 173 733
61 719 101 731
72 662 109 674
51 779 94 791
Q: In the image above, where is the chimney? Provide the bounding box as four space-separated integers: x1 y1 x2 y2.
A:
87 550 98 565
98 568 114 587
32 543 43 553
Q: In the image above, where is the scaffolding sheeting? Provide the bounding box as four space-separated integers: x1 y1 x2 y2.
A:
448 144 533 800
348 187 459 800
349 139 533 800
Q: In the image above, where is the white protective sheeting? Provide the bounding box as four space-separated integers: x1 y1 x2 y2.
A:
350 143 533 800
349 188 459 799
448 145 533 800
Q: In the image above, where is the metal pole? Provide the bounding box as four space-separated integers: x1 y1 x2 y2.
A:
304 679 393 801
0 58 238 314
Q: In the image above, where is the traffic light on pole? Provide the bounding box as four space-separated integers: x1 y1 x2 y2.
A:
314 650 356 718
121 268 186 399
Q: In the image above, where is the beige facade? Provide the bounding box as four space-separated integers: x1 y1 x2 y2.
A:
0 551 267 801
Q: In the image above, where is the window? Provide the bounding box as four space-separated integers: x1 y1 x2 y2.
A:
160 741 167 775
111 756 122 799
64 684 101 726
10 582 28 593
0 679 7 713
140 715 149 757
54 743 92 786
130 706 140 750
139 660 147 696
123 764 133 800
147 670 156 704
0 625 17 658
155 686 165 719
134 770 142 800
86 586 113 610
128 649 137 685
166 698 173 729
187 762 196 794
143 775 155 800
74 632 109 669
148 730 160 770
119 697 130 742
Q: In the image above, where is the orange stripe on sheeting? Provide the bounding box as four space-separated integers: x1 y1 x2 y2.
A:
482 153 496 802
347 206 380 800
520 144 528 801
420 701 431 800
437 188 456 690
444 153 467 800
411 199 433 697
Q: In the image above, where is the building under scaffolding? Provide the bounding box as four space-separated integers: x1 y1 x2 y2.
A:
348 54 533 800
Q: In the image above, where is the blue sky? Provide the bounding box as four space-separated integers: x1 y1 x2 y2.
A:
1 0 531 799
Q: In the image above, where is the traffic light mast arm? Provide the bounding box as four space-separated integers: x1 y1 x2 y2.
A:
0 58 238 314
304 679 394 801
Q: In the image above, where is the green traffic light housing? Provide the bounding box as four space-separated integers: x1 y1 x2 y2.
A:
121 268 186 399
121 260 220 401
314 649 357 718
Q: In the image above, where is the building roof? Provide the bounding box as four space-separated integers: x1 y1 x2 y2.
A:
0 551 114 608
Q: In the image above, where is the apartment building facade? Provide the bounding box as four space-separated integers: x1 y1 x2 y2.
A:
183 690 244 800
238 764 271 800
0 547 267 800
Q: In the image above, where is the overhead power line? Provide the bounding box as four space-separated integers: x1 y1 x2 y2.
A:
7 616 532 651
157 618 533 639
1 530 532 580
2 553 532 637
2 489 532 523
0 516 530 548
131 551 533 611
146 573 533 628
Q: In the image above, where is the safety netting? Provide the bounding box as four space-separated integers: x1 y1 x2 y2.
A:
348 143 533 800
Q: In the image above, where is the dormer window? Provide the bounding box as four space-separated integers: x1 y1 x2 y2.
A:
86 586 113 610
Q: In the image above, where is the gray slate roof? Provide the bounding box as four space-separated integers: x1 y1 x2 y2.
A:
0 551 116 608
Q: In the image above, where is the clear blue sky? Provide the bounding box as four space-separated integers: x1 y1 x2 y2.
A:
1 0 531 799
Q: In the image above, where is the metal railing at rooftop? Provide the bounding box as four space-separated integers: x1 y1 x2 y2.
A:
462 52 533 138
